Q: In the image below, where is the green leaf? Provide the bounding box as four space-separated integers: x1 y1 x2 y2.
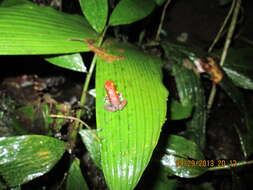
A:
0 135 66 188
0 0 29 7
185 77 206 150
79 0 108 33
0 1 98 55
161 40 206 64
221 48 253 90
160 135 207 178
170 62 206 149
170 99 193 120
66 158 89 190
162 41 207 149
109 0 156 26
45 53 87 72
79 129 101 169
96 40 168 190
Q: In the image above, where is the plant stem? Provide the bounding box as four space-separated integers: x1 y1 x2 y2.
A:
239 36 253 46
207 83 217 110
68 28 107 149
207 0 241 111
50 114 100 141
50 114 92 130
219 0 241 67
208 160 253 171
208 0 235 53
155 0 171 41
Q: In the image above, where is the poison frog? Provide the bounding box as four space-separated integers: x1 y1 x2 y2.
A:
104 80 127 112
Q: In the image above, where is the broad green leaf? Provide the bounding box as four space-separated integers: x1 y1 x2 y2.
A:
45 53 87 72
162 41 207 149
66 158 89 190
96 41 168 190
109 0 156 26
170 63 206 148
184 73 206 150
160 135 207 178
79 129 101 168
0 0 29 7
0 135 66 188
221 48 253 90
79 0 108 33
0 0 98 55
96 40 168 190
170 99 193 120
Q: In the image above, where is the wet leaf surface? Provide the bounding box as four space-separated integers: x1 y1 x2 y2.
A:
160 135 207 178
96 40 168 189
66 158 89 190
0 135 66 188
0 0 98 55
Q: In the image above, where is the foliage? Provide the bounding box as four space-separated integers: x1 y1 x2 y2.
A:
0 0 252 190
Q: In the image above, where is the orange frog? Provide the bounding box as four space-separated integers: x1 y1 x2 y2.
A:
104 80 127 112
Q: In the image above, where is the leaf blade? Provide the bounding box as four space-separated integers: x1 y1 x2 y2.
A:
222 48 253 90
79 129 101 169
66 158 89 190
109 0 156 26
79 0 108 33
96 40 168 189
160 135 207 178
0 135 66 187
162 41 207 149
45 53 87 72
0 2 98 55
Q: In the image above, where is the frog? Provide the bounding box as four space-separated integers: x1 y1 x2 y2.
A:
104 80 127 112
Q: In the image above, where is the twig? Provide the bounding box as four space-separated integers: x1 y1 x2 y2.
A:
68 27 108 148
50 114 100 141
155 0 171 41
208 160 253 171
50 114 92 130
207 0 241 111
208 0 236 53
220 0 241 67
239 36 253 46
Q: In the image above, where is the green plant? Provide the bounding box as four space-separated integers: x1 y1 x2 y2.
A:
0 0 253 190
0 0 168 189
